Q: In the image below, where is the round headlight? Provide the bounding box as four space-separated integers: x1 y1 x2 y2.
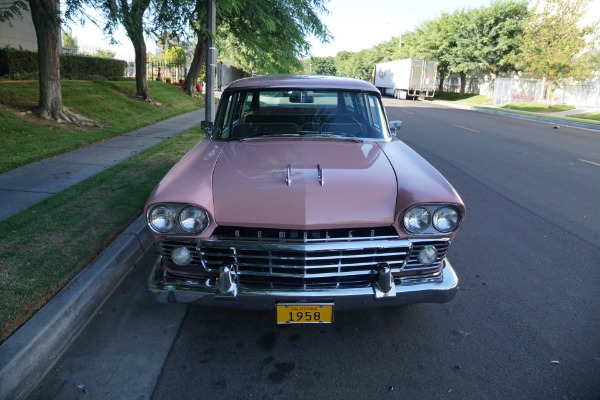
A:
433 206 460 233
403 206 431 233
149 206 177 233
179 206 209 234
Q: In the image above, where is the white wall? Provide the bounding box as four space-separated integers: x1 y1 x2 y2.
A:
0 1 38 51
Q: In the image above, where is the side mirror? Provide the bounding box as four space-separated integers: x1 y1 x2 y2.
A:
201 121 214 136
388 120 402 136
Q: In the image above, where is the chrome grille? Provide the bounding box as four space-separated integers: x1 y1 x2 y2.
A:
158 230 451 289
198 238 410 288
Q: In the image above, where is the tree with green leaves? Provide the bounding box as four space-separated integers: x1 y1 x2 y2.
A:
309 56 336 75
471 0 528 86
332 51 355 77
154 0 330 96
92 48 116 58
65 0 157 100
94 0 155 101
515 0 599 105
164 46 186 65
412 1 528 95
412 13 454 94
62 30 79 53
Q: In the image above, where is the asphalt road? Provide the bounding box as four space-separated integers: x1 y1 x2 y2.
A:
29 100 600 400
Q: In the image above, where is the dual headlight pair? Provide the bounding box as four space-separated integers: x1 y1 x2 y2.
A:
403 205 461 234
148 204 209 234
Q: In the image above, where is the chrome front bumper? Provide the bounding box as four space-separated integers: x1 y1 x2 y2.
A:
148 257 459 310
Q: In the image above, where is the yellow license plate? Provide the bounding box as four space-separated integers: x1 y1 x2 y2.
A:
276 303 334 324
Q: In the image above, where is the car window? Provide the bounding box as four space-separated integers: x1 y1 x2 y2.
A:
216 92 240 136
213 89 390 140
367 94 382 133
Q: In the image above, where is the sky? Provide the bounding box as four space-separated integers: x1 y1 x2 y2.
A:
68 0 600 61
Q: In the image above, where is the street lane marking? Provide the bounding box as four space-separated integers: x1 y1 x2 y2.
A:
580 159 600 167
402 110 415 115
453 124 480 133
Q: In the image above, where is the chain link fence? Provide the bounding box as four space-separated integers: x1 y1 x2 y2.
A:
494 77 600 108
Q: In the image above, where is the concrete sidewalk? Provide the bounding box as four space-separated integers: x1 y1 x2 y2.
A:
0 109 204 221
0 108 203 400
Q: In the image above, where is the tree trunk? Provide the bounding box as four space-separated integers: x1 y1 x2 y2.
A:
183 40 206 96
437 71 445 95
459 71 467 96
121 1 152 102
28 0 63 120
131 33 149 100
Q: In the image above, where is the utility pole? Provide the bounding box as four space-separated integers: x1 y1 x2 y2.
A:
205 0 216 122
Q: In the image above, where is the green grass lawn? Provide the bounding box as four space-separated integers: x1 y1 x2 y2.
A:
432 93 491 106
568 112 600 121
0 80 203 172
500 102 575 113
0 129 202 343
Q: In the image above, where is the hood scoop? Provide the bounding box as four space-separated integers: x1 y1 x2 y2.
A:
286 164 324 187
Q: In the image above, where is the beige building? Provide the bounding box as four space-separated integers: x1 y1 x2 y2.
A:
0 0 38 51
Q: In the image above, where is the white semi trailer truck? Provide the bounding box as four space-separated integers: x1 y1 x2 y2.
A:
373 59 438 100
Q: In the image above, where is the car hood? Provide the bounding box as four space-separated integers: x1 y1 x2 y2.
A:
212 140 398 229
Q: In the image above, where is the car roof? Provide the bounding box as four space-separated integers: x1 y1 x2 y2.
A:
225 74 378 92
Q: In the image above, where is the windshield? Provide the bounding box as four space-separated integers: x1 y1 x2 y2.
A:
212 89 390 140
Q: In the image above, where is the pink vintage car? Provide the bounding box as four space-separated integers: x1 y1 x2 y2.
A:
145 75 465 324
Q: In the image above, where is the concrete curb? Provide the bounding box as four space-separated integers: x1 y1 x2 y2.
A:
0 215 154 400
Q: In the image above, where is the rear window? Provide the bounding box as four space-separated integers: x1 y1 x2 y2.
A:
213 89 390 140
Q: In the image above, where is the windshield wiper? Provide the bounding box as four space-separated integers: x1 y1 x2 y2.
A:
299 133 364 142
240 133 302 142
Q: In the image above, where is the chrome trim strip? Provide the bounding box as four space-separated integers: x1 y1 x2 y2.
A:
318 164 324 186
198 238 412 252
286 164 292 186
209 234 400 243
200 250 408 262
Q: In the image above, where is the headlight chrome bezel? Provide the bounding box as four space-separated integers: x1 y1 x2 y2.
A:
148 205 178 233
148 204 210 235
432 206 460 233
402 206 431 234
179 206 210 234
401 204 462 235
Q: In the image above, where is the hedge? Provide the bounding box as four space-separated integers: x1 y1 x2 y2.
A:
0 48 127 79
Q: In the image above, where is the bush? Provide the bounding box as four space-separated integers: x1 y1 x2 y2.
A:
0 48 127 79
0 48 38 75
